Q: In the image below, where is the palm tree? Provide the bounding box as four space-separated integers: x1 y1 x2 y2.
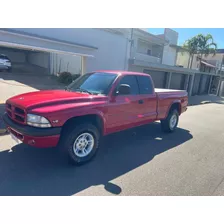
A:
183 34 217 70
183 36 199 69
196 34 217 71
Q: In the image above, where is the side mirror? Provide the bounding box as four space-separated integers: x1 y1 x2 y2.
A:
117 84 131 95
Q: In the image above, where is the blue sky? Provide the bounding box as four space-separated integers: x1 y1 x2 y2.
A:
148 28 224 48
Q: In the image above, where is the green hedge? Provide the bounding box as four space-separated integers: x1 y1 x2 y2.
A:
58 72 81 84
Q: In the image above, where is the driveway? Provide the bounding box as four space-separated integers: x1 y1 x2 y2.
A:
0 73 65 131
0 73 64 102
0 102 224 196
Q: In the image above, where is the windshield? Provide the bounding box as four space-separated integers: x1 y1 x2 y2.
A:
67 72 117 95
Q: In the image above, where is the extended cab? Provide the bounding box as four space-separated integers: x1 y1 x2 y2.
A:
3 71 188 165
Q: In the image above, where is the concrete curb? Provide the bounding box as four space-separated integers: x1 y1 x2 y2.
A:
189 101 212 106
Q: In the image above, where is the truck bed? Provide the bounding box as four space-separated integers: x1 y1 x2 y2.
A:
154 88 188 120
155 88 186 93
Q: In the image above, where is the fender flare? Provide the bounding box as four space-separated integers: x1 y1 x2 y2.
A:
165 100 181 118
63 109 106 135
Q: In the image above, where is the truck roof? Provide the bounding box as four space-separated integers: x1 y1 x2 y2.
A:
94 70 149 76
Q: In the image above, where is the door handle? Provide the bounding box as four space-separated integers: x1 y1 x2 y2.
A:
138 99 144 104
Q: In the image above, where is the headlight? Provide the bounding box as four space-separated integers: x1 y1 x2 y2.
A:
27 114 51 128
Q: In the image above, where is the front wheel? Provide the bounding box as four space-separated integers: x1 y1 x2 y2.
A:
161 109 179 133
60 123 100 165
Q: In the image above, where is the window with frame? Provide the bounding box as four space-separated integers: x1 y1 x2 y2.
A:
117 75 139 95
137 75 153 94
147 49 151 55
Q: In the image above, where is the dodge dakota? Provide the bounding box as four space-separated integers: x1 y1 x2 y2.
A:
3 71 188 165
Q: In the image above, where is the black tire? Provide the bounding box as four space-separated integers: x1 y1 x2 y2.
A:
161 109 179 133
60 123 100 165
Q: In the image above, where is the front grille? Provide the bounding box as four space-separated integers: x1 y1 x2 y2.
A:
15 115 24 122
7 110 12 117
15 107 25 115
6 103 26 124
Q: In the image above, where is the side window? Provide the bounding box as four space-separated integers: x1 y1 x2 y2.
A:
117 75 139 95
137 76 153 94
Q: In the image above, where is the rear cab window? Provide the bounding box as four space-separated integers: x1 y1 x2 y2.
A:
136 75 153 94
116 75 139 95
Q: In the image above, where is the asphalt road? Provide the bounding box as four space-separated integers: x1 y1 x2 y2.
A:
0 103 224 196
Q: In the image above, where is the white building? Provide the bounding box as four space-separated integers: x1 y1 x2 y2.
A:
0 28 129 75
2 28 216 96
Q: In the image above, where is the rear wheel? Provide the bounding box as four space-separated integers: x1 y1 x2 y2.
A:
161 109 179 133
60 123 100 165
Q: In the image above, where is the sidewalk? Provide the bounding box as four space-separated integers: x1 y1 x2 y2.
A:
188 95 224 106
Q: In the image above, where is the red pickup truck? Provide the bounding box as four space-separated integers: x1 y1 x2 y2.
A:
3 71 188 165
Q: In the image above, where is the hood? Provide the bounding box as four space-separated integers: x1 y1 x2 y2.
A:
7 90 102 110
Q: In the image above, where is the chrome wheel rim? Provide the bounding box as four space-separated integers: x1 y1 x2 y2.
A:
73 133 94 157
170 114 177 129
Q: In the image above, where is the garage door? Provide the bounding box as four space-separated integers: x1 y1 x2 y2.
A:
170 73 186 90
192 74 201 96
0 29 96 75
0 29 97 56
143 69 167 88
198 74 211 95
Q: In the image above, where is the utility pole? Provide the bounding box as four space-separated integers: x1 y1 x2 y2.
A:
129 28 134 58
125 28 134 71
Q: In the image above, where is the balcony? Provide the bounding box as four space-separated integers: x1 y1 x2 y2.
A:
135 52 161 63
129 51 162 67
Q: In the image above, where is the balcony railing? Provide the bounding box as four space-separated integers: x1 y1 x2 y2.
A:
130 51 162 65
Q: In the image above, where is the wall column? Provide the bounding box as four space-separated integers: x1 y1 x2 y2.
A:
219 79 224 96
166 72 172 89
81 56 86 75
216 76 222 96
208 75 213 94
188 73 195 96
184 74 190 90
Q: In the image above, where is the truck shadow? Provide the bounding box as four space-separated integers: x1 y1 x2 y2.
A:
0 122 193 196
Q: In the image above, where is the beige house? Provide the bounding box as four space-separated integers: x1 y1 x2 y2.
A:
176 48 224 74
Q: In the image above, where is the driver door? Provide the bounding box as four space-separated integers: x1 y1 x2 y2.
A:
106 75 142 134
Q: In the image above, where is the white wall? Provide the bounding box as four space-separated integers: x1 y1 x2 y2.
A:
162 28 178 66
28 52 49 68
176 51 190 68
10 28 128 72
162 45 177 66
50 53 81 74
137 39 152 54
164 28 178 45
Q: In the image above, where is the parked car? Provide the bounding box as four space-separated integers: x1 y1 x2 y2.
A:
0 54 12 72
3 71 188 165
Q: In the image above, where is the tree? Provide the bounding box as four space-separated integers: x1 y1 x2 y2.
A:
183 34 217 70
183 36 198 69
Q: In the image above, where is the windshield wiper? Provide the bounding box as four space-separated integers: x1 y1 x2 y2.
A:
74 88 94 95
